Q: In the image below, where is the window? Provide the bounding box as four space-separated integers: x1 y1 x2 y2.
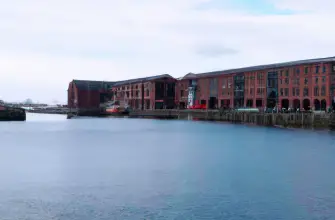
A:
304 67 308 74
292 88 296 96
228 79 232 88
296 68 300 76
284 88 289 96
180 90 184 97
280 88 284 96
316 66 320 73
315 77 319 84
222 80 226 88
321 86 326 96
296 88 300 96
280 79 282 85
280 70 283 77
250 88 254 95
146 89 150 97
322 76 326 83
304 78 308 85
257 88 264 95
285 70 289 77
285 78 289 84
303 88 309 96
323 65 327 73
314 86 319 96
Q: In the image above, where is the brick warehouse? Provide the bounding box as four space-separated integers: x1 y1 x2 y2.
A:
68 56 335 111
176 56 335 111
109 74 176 110
68 74 177 110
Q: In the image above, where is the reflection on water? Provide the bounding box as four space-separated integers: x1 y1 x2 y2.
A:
0 113 335 220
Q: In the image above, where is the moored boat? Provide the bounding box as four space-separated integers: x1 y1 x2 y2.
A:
103 101 130 116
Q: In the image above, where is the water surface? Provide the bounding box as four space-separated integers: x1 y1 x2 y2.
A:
0 113 335 220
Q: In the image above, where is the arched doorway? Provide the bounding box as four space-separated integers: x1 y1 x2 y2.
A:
281 99 289 109
293 99 300 110
303 99 310 110
321 99 327 111
314 99 321 110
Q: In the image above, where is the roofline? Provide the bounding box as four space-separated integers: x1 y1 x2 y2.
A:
185 56 335 79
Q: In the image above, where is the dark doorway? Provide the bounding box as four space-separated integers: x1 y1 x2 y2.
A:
303 99 310 110
234 99 244 108
155 102 164 109
200 100 206 105
281 99 289 109
293 99 300 109
256 99 263 108
321 99 327 111
221 99 230 108
179 102 186 109
267 90 277 108
246 99 253 108
314 99 321 111
209 97 217 109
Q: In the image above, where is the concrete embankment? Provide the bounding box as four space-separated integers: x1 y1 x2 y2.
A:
67 108 335 130
129 110 335 129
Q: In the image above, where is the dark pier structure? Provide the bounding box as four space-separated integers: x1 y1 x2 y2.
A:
0 106 26 121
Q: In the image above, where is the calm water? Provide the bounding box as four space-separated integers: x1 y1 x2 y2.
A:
0 113 335 220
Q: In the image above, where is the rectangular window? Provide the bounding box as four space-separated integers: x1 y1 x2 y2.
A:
285 70 289 77
296 88 300 96
222 80 226 88
280 88 284 96
304 67 308 74
315 77 319 84
314 87 319 96
304 88 309 96
284 88 289 96
285 78 289 84
280 79 282 85
304 78 308 85
296 68 300 76
316 66 320 73
292 88 296 96
321 86 326 96
280 70 283 77
180 90 184 97
323 65 327 73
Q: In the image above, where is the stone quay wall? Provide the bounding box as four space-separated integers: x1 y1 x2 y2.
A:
129 109 335 129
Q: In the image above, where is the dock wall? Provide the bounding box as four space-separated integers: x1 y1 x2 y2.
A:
129 110 335 129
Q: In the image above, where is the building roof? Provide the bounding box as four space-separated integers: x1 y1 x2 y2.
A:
112 74 174 86
72 80 115 91
71 74 175 90
185 56 335 79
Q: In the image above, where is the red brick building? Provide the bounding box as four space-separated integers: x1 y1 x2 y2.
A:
175 56 335 111
108 74 177 110
67 80 115 109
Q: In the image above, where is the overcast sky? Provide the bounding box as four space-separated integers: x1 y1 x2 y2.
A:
0 0 334 104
